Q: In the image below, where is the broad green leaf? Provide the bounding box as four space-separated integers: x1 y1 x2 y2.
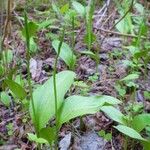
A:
105 133 112 141
1 92 11 107
132 114 150 132
80 50 95 57
0 66 4 75
39 127 56 144
144 91 150 100
60 3 69 14
30 37 38 53
5 79 27 99
134 50 147 59
38 19 56 30
2 50 13 64
7 67 17 80
116 19 130 33
80 50 98 61
52 2 61 17
74 81 89 88
30 71 75 131
52 40 76 69
84 33 96 45
116 10 133 34
22 21 38 39
101 106 125 124
98 130 105 137
15 75 25 87
28 133 48 144
141 141 150 150
135 3 144 14
121 73 139 81
125 45 139 55
58 95 121 126
114 125 146 141
72 1 85 17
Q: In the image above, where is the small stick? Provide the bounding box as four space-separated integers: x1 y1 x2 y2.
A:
94 27 148 39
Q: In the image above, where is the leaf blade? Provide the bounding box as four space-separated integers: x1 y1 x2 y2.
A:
114 125 146 141
58 95 121 126
5 79 27 99
52 40 76 69
30 71 75 131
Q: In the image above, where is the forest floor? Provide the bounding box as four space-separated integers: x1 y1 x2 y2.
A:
0 1 150 150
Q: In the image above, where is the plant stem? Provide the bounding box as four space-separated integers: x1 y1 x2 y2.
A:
71 15 75 70
86 0 95 51
71 15 75 50
53 29 65 149
24 11 38 135
124 136 128 150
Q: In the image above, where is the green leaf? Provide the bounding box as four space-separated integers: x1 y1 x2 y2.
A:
30 71 75 131
30 37 38 53
144 91 150 100
114 125 146 141
80 50 98 61
52 2 61 18
134 50 148 60
116 19 130 33
5 79 27 99
141 141 150 150
39 127 56 144
0 66 4 76
38 19 56 30
105 133 112 141
101 106 125 124
28 133 48 144
58 95 121 126
60 3 69 14
52 40 76 69
1 92 11 107
135 3 144 14
132 114 150 132
98 130 105 137
74 81 89 88
72 1 85 17
121 73 139 81
84 33 96 45
2 50 13 64
22 21 38 39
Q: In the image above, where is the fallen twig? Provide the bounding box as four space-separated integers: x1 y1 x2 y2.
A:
94 27 148 39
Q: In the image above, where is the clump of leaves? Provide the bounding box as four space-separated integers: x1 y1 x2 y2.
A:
29 70 121 147
98 130 112 141
52 40 76 70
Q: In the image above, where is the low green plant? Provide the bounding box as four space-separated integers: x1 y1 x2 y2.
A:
52 40 76 70
101 103 150 149
115 73 140 100
114 0 134 34
144 91 150 101
88 73 99 82
73 81 90 96
1 91 11 107
115 84 126 98
21 20 39 53
72 1 100 72
98 130 112 141
29 69 121 148
6 123 13 136
84 0 96 51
